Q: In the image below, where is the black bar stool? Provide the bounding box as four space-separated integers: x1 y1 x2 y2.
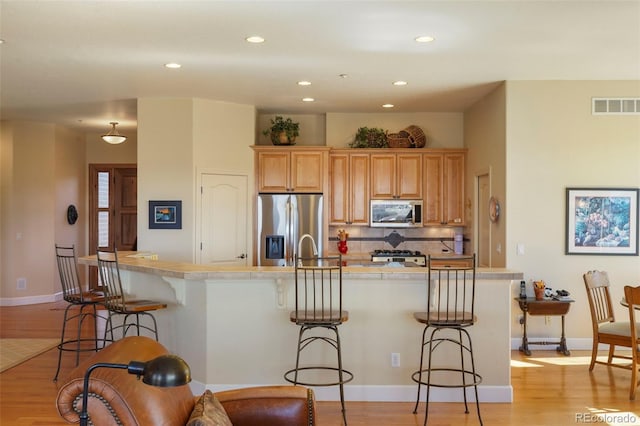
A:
96 249 167 341
53 244 106 381
411 254 482 425
284 255 353 425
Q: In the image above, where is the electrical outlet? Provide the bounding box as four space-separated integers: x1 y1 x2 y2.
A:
391 353 400 368
545 316 551 325
17 278 27 290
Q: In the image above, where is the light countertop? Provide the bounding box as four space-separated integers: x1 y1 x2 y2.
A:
79 252 523 281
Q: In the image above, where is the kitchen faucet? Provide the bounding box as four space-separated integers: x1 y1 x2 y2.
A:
297 234 318 266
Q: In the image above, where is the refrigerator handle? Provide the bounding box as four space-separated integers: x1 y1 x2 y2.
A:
286 197 293 266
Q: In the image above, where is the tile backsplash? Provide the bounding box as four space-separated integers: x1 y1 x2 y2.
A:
328 225 465 261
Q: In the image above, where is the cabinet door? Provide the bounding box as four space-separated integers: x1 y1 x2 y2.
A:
291 151 324 192
396 154 422 199
423 154 444 225
329 153 369 225
329 154 349 224
349 154 370 224
443 153 465 225
370 154 396 199
257 151 290 192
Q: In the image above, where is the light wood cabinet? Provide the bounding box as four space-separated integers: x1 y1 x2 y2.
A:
423 151 465 225
254 146 465 227
329 152 369 225
370 153 422 199
254 147 328 193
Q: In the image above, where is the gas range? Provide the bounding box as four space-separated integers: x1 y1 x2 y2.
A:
370 249 427 267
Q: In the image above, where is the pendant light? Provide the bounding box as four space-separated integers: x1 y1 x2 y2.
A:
101 122 127 144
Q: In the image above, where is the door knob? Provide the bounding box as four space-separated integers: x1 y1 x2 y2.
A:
236 253 246 259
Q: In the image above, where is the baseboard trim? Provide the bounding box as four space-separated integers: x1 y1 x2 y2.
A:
0 292 63 306
205 383 513 403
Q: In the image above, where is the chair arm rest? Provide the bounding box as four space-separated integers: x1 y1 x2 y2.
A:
56 336 195 426
215 385 316 426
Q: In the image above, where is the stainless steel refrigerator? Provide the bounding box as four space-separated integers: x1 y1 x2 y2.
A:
257 194 323 266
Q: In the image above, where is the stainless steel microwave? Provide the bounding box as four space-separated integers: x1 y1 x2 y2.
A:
370 199 423 228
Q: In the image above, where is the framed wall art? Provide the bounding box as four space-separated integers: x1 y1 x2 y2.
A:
565 188 639 255
149 200 182 229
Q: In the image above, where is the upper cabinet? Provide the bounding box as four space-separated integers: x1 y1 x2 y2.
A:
254 146 329 193
254 146 466 227
329 151 370 225
423 150 466 225
370 153 422 199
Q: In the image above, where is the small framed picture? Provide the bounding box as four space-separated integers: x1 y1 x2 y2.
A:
565 188 639 255
149 200 182 229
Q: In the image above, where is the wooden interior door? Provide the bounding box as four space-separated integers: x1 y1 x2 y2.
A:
88 164 137 286
113 168 138 250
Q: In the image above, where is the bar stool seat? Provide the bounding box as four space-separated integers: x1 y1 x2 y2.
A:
284 255 352 425
53 244 108 381
411 254 482 426
96 249 167 342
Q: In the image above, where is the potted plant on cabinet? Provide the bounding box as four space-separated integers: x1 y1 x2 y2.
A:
262 116 300 145
349 127 389 148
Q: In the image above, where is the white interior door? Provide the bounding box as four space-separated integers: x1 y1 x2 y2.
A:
199 173 248 266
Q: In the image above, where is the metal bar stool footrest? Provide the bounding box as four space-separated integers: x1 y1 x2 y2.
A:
411 368 482 387
57 338 113 353
284 366 354 387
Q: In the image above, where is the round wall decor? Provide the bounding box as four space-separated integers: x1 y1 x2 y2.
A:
67 204 78 225
489 197 500 223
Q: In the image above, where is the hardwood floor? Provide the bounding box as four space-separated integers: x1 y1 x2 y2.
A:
1 301 638 425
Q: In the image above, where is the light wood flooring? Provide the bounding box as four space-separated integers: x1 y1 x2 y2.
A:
1 300 638 425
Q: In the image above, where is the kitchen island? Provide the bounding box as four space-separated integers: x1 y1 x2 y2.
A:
80 253 522 403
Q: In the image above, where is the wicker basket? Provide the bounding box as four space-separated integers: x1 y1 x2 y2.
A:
403 125 427 148
387 132 411 148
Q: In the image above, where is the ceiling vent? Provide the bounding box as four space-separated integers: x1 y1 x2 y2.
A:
592 98 640 115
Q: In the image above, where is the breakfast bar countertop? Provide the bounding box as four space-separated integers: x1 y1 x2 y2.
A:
79 251 519 403
78 252 523 281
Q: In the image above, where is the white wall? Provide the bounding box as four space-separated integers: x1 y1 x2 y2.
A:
0 121 86 301
326 112 464 149
137 98 195 261
504 81 640 340
137 98 256 262
465 83 507 267
256 114 326 146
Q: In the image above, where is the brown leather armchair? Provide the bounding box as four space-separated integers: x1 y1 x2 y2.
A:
56 336 316 425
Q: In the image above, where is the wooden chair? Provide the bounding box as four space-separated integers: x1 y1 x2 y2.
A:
583 271 635 373
96 249 167 341
623 285 640 400
53 244 106 381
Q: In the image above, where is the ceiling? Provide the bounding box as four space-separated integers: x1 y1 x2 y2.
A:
1 1 639 135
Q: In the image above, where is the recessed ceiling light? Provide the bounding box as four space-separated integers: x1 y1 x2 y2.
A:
393 81 408 86
165 63 182 69
246 36 265 43
415 35 435 43
382 104 394 108
302 97 315 102
298 81 312 86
